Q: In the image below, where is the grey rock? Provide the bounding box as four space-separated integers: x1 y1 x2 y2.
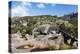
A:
11 24 64 52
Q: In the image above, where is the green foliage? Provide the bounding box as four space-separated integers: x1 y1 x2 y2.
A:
59 21 78 38
11 13 78 38
59 44 75 50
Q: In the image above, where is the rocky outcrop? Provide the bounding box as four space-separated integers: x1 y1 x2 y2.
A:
32 24 59 37
10 24 65 52
11 31 64 52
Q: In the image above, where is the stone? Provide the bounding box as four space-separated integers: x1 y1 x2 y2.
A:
11 24 64 52
67 39 71 44
25 34 34 40
32 24 59 37
73 41 78 48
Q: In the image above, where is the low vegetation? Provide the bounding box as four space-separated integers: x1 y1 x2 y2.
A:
9 12 78 51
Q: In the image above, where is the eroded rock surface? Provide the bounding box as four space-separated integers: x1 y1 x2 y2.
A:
10 24 64 53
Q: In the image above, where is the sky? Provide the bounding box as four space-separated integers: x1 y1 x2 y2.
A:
9 1 78 17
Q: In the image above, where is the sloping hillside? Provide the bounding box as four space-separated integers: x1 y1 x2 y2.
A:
9 12 78 52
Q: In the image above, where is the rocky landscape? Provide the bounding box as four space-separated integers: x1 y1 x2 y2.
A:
9 12 78 53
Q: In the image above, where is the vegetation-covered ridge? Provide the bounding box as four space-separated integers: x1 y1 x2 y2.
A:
9 12 78 52
10 12 78 38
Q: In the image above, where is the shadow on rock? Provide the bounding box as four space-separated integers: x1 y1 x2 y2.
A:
30 48 50 52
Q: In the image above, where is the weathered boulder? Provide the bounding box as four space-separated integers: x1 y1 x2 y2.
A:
32 24 59 37
25 34 34 40
11 24 64 52
16 32 64 50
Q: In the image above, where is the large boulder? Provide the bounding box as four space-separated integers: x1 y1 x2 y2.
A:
11 24 64 52
16 32 64 50
32 24 59 37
